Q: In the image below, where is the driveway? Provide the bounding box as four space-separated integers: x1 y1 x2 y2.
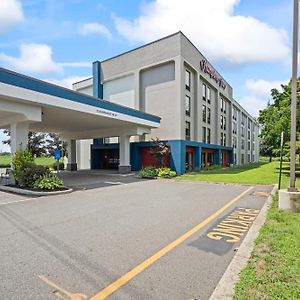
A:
0 180 273 299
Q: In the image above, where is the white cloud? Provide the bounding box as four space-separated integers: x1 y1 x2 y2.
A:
245 79 286 97
241 79 287 117
45 76 90 89
58 62 91 68
0 43 63 74
114 0 290 65
78 22 112 40
0 0 24 33
239 95 268 117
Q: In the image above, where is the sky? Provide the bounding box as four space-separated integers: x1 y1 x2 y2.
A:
0 0 295 152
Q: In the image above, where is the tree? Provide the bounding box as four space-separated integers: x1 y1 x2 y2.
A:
2 131 67 157
149 138 169 167
3 130 46 157
258 78 300 161
45 133 68 155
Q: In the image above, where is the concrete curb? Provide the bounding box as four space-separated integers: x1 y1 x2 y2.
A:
0 185 73 196
209 185 277 300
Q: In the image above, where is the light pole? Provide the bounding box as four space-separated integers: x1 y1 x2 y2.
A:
289 0 299 192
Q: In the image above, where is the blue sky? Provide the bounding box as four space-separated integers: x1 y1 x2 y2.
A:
0 0 295 151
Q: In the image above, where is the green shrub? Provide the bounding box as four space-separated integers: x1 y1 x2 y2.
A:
157 167 176 178
15 163 49 188
51 162 65 170
139 166 158 178
12 150 34 171
33 174 63 190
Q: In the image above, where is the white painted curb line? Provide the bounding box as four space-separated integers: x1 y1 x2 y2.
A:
209 185 277 300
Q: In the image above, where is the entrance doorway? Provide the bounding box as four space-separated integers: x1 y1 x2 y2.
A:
186 147 195 172
202 148 216 168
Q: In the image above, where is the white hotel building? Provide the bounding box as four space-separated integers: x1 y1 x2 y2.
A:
74 32 259 174
0 32 259 174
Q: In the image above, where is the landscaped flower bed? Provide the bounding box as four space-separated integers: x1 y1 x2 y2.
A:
9 150 66 192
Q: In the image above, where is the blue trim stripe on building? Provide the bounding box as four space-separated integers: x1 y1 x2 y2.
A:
93 61 103 99
0 67 161 124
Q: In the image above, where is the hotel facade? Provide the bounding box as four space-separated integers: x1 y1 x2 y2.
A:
73 32 259 174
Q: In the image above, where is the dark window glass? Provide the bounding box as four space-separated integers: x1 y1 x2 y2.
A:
220 115 223 129
207 128 211 144
207 86 211 104
202 83 206 101
223 116 226 130
202 127 206 143
185 70 191 91
185 121 191 140
207 107 211 124
202 105 206 122
185 95 191 116
224 133 226 146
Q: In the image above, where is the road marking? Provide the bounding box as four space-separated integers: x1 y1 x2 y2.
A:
0 197 39 207
206 207 260 243
39 275 88 300
104 181 126 185
89 186 253 300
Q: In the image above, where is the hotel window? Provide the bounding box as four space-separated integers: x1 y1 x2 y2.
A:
207 86 211 104
220 132 223 145
233 123 237 135
220 115 223 129
207 128 211 144
185 121 191 140
241 139 245 150
185 95 191 116
248 154 251 163
207 107 211 124
223 116 227 131
202 105 206 122
241 154 245 164
220 97 223 112
202 127 207 143
223 133 226 146
202 83 206 101
223 100 226 113
185 70 191 91
233 107 237 120
241 127 245 138
248 141 251 151
233 136 237 148
241 114 246 125
248 130 250 140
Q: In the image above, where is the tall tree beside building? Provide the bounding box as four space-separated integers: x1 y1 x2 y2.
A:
258 79 300 161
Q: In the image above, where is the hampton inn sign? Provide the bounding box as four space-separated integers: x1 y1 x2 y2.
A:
200 60 226 90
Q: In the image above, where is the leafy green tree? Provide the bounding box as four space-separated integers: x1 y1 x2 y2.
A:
258 79 300 161
3 130 46 157
45 133 68 155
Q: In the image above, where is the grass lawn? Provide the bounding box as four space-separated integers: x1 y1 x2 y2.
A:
178 161 300 188
234 193 300 299
0 154 59 168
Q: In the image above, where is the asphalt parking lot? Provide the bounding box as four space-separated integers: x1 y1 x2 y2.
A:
0 179 273 300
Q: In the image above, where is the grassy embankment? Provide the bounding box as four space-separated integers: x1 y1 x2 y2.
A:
179 161 300 188
0 154 58 168
234 193 300 299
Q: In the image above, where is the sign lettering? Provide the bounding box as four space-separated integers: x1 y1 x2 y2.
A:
200 59 226 90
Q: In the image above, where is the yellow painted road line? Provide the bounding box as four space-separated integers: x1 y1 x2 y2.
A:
90 186 253 300
39 275 88 300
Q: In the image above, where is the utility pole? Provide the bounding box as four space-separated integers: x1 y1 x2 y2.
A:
289 0 299 191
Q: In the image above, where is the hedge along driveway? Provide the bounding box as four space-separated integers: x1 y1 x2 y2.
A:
178 162 300 188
